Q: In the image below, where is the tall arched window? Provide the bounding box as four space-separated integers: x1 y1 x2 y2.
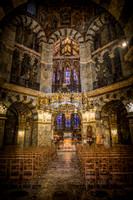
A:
65 67 71 85
52 37 81 93
56 113 80 128
74 114 79 127
27 0 36 16
65 114 71 127
57 114 62 127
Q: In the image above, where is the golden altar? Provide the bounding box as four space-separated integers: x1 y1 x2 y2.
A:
63 132 72 147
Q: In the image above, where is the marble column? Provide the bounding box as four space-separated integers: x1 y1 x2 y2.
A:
37 122 52 146
33 110 52 146
80 41 94 92
40 43 53 93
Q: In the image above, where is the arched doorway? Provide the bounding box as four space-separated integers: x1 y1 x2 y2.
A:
3 107 18 145
101 100 131 146
4 102 33 147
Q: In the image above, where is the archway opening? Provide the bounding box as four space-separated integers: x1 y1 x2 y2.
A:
101 100 131 146
3 102 33 147
3 107 18 145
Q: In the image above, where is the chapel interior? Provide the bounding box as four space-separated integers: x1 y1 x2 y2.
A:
0 0 133 199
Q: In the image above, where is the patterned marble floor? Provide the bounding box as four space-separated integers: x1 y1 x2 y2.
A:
33 151 85 200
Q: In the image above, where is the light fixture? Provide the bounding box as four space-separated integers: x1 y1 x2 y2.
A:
122 41 127 47
0 102 7 113
19 130 24 136
112 129 117 135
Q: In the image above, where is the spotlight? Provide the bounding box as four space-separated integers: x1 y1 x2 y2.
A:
112 129 117 135
19 131 24 136
122 41 127 47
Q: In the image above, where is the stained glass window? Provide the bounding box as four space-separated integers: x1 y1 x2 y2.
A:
65 114 71 127
57 114 62 127
27 0 36 15
52 73 55 84
65 68 71 85
57 71 60 81
74 114 79 127
74 69 78 84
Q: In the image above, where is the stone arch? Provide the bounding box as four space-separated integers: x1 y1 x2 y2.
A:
85 13 107 43
3 97 37 146
85 12 124 46
100 48 110 59
49 28 84 44
5 94 37 116
101 100 131 145
98 91 128 112
0 0 132 44
12 15 47 44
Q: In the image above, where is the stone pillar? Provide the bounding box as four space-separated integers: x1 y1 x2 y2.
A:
17 51 24 80
32 122 38 146
40 43 53 92
37 122 52 146
80 41 93 92
24 123 31 147
33 110 52 146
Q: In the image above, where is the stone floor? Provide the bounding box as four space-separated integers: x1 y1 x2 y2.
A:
1 150 133 200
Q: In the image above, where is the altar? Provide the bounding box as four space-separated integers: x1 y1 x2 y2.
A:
63 132 72 147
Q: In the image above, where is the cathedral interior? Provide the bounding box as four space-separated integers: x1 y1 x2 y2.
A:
0 0 133 199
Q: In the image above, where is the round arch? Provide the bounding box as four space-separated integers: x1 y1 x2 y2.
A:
85 13 124 44
49 28 84 44
11 15 47 45
3 100 34 146
0 0 131 43
101 100 131 145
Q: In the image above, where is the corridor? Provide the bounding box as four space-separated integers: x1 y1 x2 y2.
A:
34 151 85 199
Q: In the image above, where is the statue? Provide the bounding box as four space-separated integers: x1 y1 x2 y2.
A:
87 125 92 137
